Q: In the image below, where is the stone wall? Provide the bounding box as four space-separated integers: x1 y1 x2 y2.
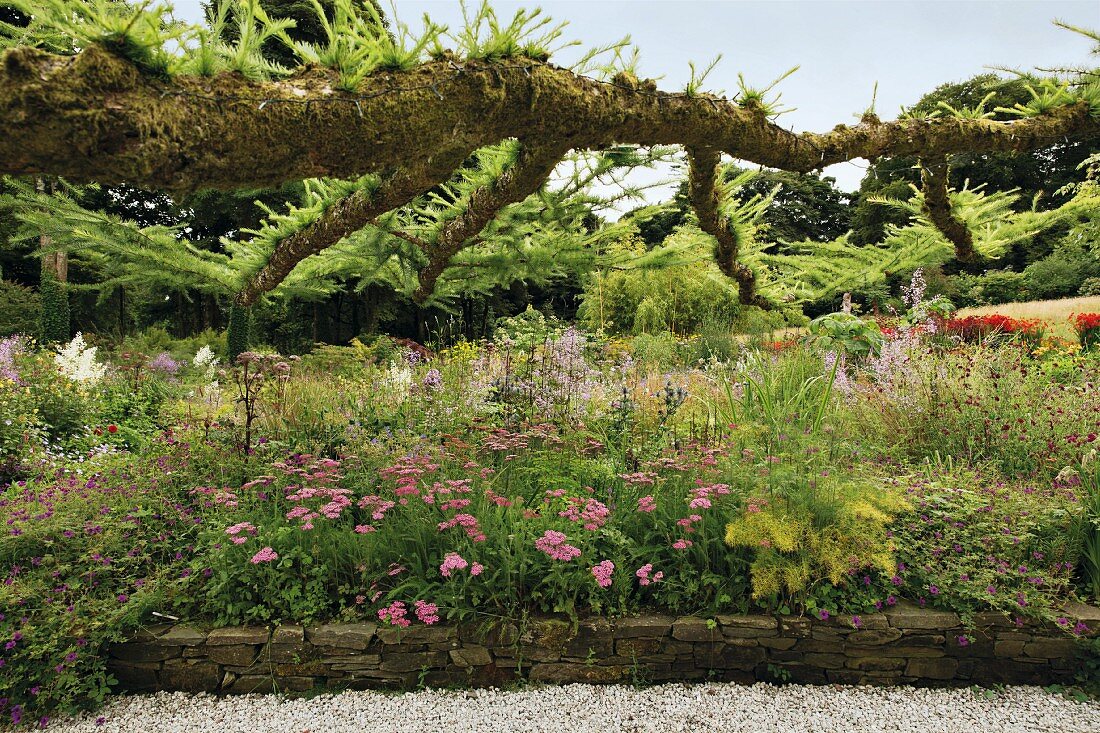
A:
108 602 1097 694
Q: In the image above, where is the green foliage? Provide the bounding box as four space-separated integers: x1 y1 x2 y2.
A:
579 231 741 335
0 280 39 337
967 269 1029 305
1024 243 1100 300
1076 452 1100 603
493 305 562 350
453 1 573 63
804 312 884 358
0 0 187 75
725 475 904 605
227 303 251 360
37 273 69 344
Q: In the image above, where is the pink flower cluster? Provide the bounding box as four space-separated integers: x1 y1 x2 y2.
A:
440 552 485 578
637 495 657 513
378 600 410 627
250 546 278 564
559 496 611 531
224 521 257 545
591 560 614 588
379 454 441 501
688 481 730 510
535 530 582 562
620 472 657 486
414 600 440 625
437 513 487 542
635 563 664 586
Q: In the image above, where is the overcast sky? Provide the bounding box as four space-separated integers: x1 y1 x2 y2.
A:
169 0 1099 202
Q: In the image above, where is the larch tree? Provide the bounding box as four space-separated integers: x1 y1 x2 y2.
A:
0 0 1097 350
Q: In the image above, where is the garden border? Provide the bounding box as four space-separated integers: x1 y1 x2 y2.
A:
107 601 1100 694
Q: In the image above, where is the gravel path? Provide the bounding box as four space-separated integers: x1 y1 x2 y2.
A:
38 683 1100 733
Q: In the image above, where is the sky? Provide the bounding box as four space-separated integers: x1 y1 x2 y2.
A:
169 0 1099 204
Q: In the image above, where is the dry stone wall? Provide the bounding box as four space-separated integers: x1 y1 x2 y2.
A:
108 602 1096 694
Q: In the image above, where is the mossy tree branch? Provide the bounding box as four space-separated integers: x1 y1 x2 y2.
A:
3 43 1098 305
411 139 571 303
686 146 764 307
919 155 978 263
3 45 1095 192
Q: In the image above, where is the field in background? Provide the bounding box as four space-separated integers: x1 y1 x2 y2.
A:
956 295 1100 338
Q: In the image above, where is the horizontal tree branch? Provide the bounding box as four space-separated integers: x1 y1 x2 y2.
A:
2 45 1096 193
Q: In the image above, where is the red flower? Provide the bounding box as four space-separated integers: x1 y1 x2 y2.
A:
107 425 118 434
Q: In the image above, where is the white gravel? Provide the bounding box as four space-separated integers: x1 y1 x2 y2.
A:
37 683 1100 733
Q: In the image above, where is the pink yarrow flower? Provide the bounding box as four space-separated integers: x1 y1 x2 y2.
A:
535 530 582 562
250 547 278 564
635 563 664 587
591 560 615 588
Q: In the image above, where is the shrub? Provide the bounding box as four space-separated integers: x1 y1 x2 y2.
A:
37 274 69 344
724 475 906 607
1024 244 1098 301
804 312 884 358
630 331 681 369
1081 277 1100 297
0 281 39 338
972 270 1028 305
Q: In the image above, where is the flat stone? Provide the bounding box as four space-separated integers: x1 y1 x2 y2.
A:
206 627 270 646
130 624 173 642
847 657 906 672
520 619 575 649
1062 601 1100 625
158 625 206 647
904 657 959 680
106 661 160 692
380 651 448 673
779 617 811 637
206 644 260 667
223 675 276 694
993 639 1026 658
271 625 305 644
323 654 383 668
616 638 664 656
307 624 376 650
565 619 613 658
848 628 903 646
846 646 946 659
275 661 331 675
614 615 675 639
852 614 889 630
671 618 723 642
758 637 797 650
160 661 221 692
377 625 454 645
110 643 181 663
973 612 1015 628
459 620 519 646
528 663 631 684
450 646 492 668
885 602 960 630
801 653 847 669
716 615 777 631
1022 639 1080 659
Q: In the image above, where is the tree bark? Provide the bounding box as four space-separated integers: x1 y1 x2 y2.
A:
2 46 1095 193
686 147 766 307
920 155 978 263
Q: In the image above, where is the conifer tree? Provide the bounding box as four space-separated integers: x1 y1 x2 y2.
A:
0 0 1096 313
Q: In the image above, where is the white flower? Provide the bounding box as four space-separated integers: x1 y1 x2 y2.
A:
54 333 106 384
